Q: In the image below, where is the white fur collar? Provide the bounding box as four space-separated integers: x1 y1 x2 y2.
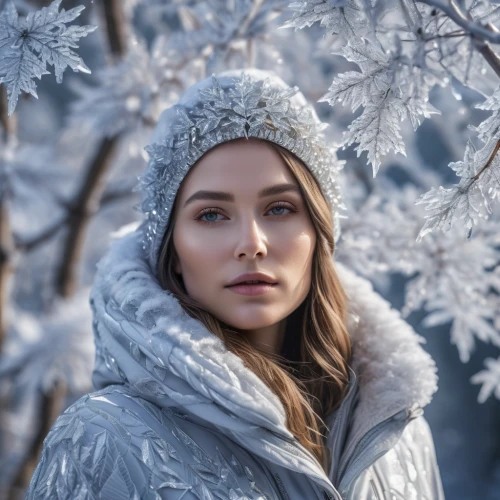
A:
90 224 439 481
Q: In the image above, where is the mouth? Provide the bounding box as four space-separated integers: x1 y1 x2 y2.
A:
225 282 278 287
225 282 278 295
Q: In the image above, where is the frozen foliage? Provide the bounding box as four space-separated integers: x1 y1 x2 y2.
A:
417 86 500 239
0 0 96 115
336 182 500 365
0 3 498 497
320 37 440 175
281 0 371 38
0 139 72 237
137 0 290 73
471 356 500 403
282 0 500 236
68 35 205 138
283 0 500 404
0 288 95 396
0 290 95 492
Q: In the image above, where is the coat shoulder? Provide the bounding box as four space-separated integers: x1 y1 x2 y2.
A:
26 385 202 500
26 385 276 500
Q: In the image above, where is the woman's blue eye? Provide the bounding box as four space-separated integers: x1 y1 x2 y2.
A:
196 203 295 224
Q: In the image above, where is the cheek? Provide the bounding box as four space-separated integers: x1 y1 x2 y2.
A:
174 230 224 274
279 230 316 265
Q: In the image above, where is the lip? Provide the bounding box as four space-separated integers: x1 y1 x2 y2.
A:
226 283 279 296
226 272 278 287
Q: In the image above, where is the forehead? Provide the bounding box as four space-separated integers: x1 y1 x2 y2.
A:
178 139 297 197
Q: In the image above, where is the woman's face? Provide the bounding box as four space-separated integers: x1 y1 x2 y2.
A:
172 138 316 350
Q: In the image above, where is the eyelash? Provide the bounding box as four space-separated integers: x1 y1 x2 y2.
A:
195 202 297 225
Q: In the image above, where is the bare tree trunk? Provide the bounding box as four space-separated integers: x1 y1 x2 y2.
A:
8 379 67 500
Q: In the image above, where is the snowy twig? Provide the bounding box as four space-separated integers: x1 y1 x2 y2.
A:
472 138 500 183
421 0 500 77
418 0 500 44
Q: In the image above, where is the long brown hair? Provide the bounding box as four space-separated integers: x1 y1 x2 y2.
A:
156 139 352 472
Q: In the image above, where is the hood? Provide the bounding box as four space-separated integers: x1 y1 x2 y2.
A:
89 224 439 490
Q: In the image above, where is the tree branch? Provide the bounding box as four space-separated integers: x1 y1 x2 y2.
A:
101 0 127 60
15 181 136 253
419 0 500 44
0 86 17 354
55 136 120 298
0 200 15 355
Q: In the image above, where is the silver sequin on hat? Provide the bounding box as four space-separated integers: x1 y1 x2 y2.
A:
134 68 346 272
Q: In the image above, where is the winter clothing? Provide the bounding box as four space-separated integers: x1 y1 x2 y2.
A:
133 69 344 271
26 68 445 500
26 227 444 499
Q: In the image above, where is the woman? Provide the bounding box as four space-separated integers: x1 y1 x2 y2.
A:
26 69 445 499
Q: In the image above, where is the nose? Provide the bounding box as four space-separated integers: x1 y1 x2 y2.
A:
233 217 268 260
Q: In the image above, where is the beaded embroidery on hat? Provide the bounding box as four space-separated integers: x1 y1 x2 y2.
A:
134 72 346 271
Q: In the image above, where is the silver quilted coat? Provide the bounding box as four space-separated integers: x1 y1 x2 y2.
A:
26 225 445 499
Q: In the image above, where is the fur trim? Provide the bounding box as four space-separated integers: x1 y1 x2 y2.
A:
334 262 438 445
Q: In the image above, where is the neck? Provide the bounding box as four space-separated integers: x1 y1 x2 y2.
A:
242 318 287 355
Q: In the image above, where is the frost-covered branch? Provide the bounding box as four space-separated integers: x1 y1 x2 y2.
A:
282 0 500 234
419 0 500 44
417 83 500 239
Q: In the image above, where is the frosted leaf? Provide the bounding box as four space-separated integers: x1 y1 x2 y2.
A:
0 0 96 115
415 139 499 240
281 0 370 40
153 0 289 73
320 69 390 112
340 95 408 176
474 86 500 143
471 357 500 403
320 34 440 173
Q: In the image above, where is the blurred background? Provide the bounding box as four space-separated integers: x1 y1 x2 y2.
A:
0 0 499 498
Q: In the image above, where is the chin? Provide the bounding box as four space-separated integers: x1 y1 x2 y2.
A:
222 312 280 330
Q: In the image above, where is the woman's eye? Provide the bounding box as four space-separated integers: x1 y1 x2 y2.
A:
195 203 296 225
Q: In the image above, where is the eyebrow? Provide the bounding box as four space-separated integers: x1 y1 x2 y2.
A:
182 183 301 208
